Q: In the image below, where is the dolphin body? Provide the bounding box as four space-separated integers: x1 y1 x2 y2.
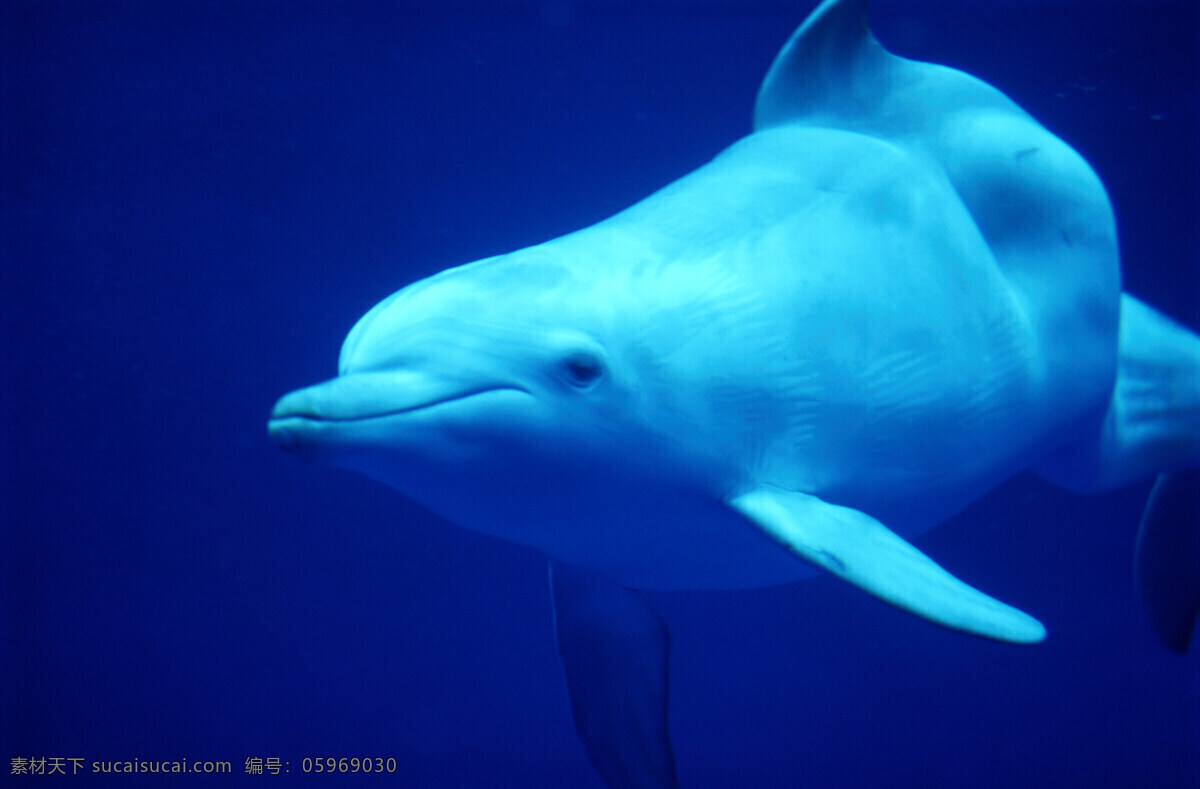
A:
269 0 1200 785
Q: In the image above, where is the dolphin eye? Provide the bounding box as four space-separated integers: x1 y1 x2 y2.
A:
563 352 603 388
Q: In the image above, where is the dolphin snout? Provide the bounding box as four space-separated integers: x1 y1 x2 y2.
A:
267 415 306 455
268 389 332 461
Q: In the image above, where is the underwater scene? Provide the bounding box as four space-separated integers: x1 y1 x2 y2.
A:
4 1 1198 786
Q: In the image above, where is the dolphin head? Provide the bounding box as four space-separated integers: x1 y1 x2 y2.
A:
268 246 724 552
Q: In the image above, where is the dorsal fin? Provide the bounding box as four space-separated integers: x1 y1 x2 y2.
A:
754 0 883 130
754 0 1020 135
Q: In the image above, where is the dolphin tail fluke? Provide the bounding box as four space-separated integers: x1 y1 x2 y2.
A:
549 562 679 789
1035 293 1200 493
1135 468 1200 652
1034 293 1200 651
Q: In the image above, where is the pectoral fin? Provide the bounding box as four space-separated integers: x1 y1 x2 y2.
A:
549 562 679 789
730 485 1046 643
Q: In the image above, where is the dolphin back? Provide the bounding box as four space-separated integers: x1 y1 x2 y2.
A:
757 0 1120 411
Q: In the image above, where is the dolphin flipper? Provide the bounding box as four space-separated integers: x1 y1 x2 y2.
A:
549 562 678 789
731 486 1046 644
1136 468 1200 653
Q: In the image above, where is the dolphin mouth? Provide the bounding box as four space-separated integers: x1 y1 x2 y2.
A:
269 386 525 423
267 372 530 455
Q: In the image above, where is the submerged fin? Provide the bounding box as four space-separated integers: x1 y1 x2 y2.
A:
549 562 678 789
1135 468 1200 653
730 486 1045 643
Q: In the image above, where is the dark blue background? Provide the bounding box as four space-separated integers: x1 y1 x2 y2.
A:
4 1 1198 786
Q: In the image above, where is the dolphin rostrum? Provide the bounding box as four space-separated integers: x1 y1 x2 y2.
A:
269 0 1200 785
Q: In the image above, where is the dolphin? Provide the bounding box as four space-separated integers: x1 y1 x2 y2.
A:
268 0 1200 785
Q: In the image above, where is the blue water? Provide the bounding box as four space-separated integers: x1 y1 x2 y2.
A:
4 1 1197 786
